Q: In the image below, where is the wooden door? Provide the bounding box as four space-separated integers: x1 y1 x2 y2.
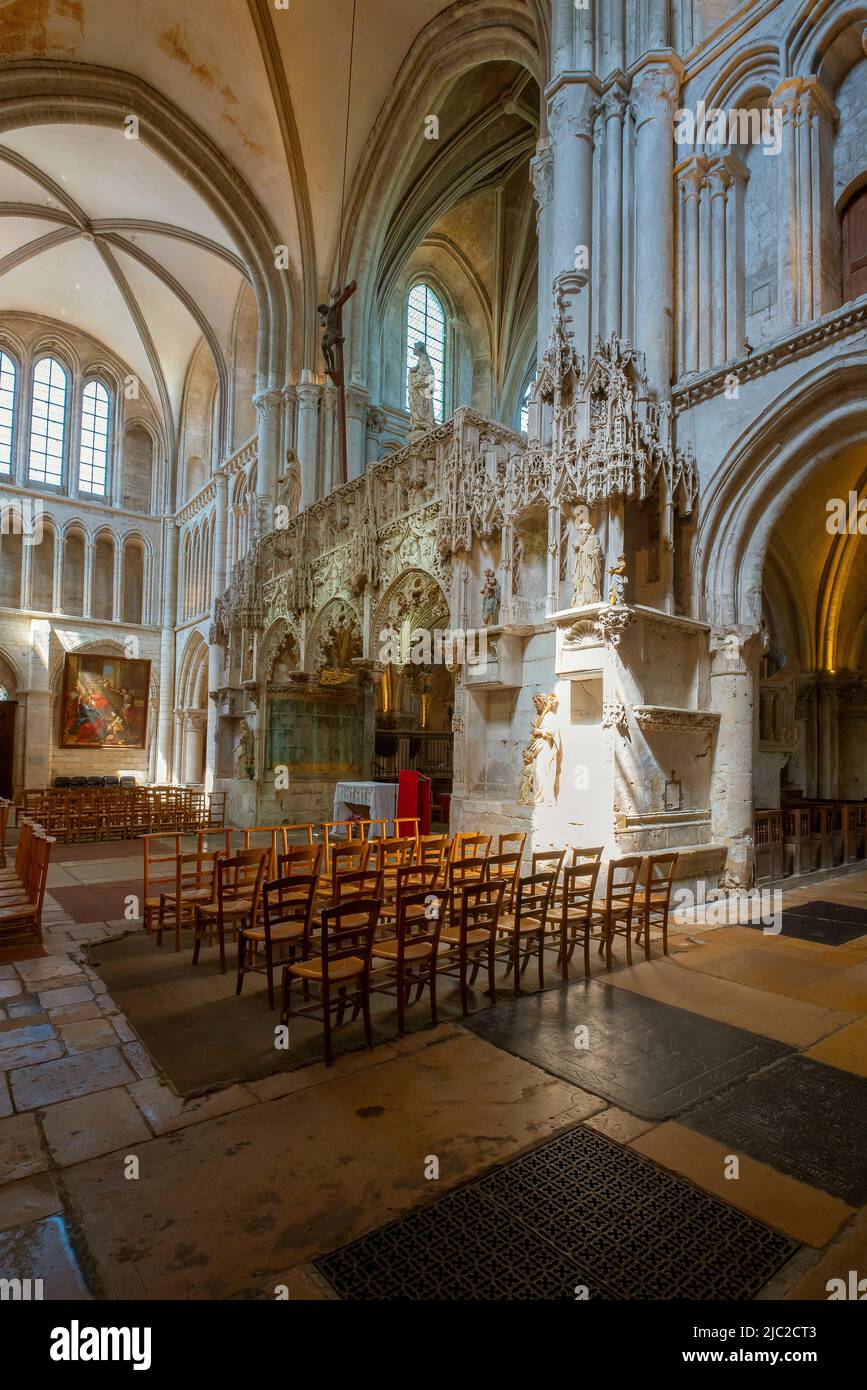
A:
842 186 867 303
0 702 15 799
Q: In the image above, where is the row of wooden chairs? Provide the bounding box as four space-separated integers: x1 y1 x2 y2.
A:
0 817 54 946
17 787 226 842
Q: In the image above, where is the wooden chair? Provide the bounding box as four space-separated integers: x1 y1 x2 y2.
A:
0 818 34 892
589 856 644 969
495 872 557 995
236 873 318 1008
375 836 416 900
277 844 323 879
634 853 678 959
155 849 222 952
0 831 53 946
192 849 270 974
379 863 441 926
371 887 450 1033
438 878 506 1014
280 897 381 1066
143 833 188 935
547 856 602 978
484 851 521 913
317 840 372 903
332 868 385 919
417 833 449 882
497 830 527 861
448 854 489 925
0 798 10 869
532 847 566 882
207 792 227 828
450 831 492 862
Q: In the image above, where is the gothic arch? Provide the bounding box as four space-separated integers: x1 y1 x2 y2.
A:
696 351 867 647
338 2 543 384
370 566 451 654
304 598 362 674
258 616 299 682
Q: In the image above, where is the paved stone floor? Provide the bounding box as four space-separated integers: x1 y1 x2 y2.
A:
1 838 866 1300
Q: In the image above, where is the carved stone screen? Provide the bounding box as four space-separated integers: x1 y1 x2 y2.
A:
266 690 363 776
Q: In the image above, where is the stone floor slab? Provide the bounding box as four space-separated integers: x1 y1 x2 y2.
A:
0 1172 63 1231
605 956 852 1047
0 1215 91 1299
784 1208 867 1299
631 1122 853 1247
62 1032 598 1299
681 1055 867 1206
463 979 791 1120
805 1014 867 1078
0 1112 47 1183
42 1086 152 1166
9 1045 135 1111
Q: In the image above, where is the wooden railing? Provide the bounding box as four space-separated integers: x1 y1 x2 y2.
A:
755 799 867 881
372 729 453 781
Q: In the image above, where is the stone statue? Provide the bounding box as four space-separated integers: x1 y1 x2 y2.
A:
518 692 562 806
278 448 302 517
318 291 347 375
408 341 435 434
608 553 628 605
572 521 604 606
232 720 254 780
481 568 501 626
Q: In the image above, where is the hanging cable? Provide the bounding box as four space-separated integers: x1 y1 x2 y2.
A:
336 0 358 287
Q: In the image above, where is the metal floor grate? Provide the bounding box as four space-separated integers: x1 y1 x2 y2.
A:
315 1124 798 1300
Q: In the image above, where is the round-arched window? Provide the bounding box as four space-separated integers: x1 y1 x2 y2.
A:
406 283 445 423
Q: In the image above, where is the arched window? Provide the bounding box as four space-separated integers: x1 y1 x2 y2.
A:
519 383 531 435
0 352 17 475
79 380 111 497
28 356 67 487
406 283 445 423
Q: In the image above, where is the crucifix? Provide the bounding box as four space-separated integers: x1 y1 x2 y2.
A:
318 280 356 487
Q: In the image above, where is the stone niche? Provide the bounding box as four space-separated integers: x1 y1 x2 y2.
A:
463 628 523 689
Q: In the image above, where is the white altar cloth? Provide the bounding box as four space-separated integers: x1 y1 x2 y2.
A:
332 780 398 833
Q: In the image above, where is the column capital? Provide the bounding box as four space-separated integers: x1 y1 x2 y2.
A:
252 387 289 418
675 155 708 196
601 80 629 123
629 52 683 125
295 379 322 405
545 72 599 141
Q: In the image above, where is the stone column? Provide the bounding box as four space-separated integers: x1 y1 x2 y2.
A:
253 387 284 531
365 406 385 466
20 532 32 612
710 627 761 887
530 144 554 373
601 83 628 340
724 154 747 359
204 472 229 792
155 518 178 783
25 618 52 789
52 531 64 614
708 160 731 366
296 373 321 508
112 539 123 622
631 57 681 396
799 78 839 320
184 712 205 787
82 538 94 620
546 75 598 361
678 159 703 374
346 385 369 482
773 78 801 332
817 680 838 799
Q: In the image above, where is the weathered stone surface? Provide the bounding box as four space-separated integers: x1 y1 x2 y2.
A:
42 1087 151 1167
0 1173 63 1231
9 1046 136 1111
0 1112 48 1184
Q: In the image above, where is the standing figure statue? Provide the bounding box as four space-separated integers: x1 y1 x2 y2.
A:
608 554 628 605
481 568 501 627
408 341 436 434
572 521 604 606
518 692 562 806
232 720 254 780
278 447 302 518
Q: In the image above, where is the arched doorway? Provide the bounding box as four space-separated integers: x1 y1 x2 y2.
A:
0 650 20 798
372 569 455 823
